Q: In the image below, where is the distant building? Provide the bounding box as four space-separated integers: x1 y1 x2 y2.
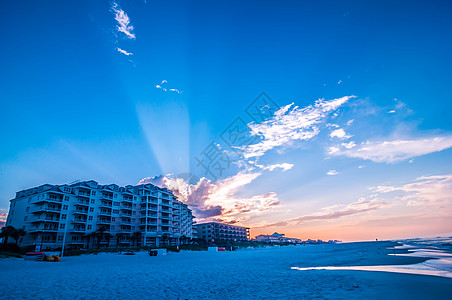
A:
194 222 250 244
255 232 301 244
5 180 195 250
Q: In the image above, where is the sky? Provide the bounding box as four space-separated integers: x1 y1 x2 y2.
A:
1 0 451 241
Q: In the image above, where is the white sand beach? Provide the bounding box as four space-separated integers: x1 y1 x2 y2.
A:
1 241 452 299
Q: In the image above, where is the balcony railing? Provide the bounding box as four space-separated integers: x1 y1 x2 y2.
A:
31 217 60 223
31 206 61 213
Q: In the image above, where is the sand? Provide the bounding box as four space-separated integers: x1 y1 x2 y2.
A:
1 241 451 299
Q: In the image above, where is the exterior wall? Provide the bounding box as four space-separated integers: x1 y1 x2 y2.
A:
195 222 250 244
5 180 195 250
255 233 301 244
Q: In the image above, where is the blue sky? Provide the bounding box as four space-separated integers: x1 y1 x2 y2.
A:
1 0 452 241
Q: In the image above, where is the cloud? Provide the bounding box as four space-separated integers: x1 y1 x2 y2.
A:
373 174 452 207
327 170 339 176
0 212 7 228
116 47 133 56
138 171 280 223
240 96 355 160
155 80 182 93
329 136 452 163
264 197 388 227
252 162 294 172
112 2 136 39
330 128 351 139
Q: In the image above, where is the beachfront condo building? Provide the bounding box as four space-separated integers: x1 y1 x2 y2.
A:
5 180 195 250
195 222 250 244
254 232 302 244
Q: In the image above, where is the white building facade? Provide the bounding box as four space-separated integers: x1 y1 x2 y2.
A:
5 180 195 250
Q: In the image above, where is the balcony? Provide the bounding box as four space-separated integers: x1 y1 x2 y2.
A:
98 210 112 216
31 206 61 213
97 219 111 225
71 227 86 232
34 196 63 205
30 217 60 223
100 193 113 200
121 197 133 203
71 218 87 223
29 227 59 233
99 201 112 208
73 209 88 215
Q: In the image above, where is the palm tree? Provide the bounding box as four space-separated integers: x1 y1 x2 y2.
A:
84 232 97 249
0 226 18 247
96 226 107 249
161 233 169 247
115 233 124 248
180 235 187 245
105 233 113 248
84 233 91 249
15 229 26 246
131 231 141 247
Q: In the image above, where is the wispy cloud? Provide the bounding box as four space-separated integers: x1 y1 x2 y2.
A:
328 136 452 163
116 47 133 56
155 80 182 94
240 96 355 160
111 2 136 39
263 197 388 228
373 174 452 207
255 163 294 172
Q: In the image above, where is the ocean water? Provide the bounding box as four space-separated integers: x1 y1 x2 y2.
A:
292 236 452 278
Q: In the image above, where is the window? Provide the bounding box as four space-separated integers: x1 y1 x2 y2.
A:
61 214 67 220
58 236 63 241
133 211 136 215
113 209 119 214
112 217 115 222
87 225 92 230
60 224 65 229
91 199 95 204
88 216 93 221
113 201 120 206
63 205 68 210
89 208 94 212
64 196 69 201
92 191 96 195
114 194 117 198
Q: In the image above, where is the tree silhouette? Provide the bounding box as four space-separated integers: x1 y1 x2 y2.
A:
0 226 18 247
